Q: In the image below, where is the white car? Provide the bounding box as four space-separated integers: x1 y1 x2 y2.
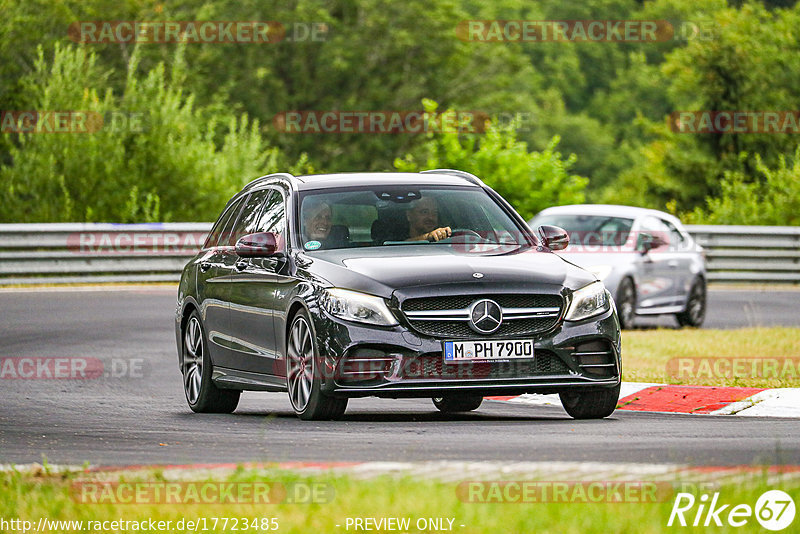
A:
531 205 706 329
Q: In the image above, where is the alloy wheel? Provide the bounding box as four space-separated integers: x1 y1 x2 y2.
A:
287 316 314 412
183 316 203 404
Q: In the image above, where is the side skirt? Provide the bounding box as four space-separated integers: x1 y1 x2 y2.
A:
212 367 287 392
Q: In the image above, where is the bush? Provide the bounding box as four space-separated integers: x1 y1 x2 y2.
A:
394 100 587 220
0 44 288 222
684 147 800 226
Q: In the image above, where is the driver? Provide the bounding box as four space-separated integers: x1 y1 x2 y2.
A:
406 196 451 242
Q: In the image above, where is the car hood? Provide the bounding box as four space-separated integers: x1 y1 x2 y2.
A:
554 251 638 269
301 246 596 299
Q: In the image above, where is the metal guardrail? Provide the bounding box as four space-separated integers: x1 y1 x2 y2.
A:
687 225 800 283
0 223 211 285
0 223 798 285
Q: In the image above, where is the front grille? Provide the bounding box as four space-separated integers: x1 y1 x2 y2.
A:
401 294 563 338
400 350 569 380
403 294 561 312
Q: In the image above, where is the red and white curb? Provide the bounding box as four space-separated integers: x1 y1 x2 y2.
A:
488 383 800 417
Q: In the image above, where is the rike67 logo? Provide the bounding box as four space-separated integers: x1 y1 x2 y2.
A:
668 490 795 530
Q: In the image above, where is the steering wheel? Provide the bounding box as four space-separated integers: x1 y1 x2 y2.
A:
439 229 487 248
449 228 483 240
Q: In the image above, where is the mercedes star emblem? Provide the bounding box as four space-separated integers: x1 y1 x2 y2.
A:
468 299 503 334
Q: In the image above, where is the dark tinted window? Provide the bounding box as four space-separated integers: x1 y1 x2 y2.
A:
205 196 247 248
254 190 285 234
252 190 286 251
227 189 271 246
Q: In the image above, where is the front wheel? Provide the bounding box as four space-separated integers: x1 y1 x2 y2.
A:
286 310 348 421
432 395 483 413
676 278 706 328
559 384 620 419
182 311 240 413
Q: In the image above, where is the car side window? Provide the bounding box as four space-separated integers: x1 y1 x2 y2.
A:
638 216 670 250
227 189 271 246
254 190 286 249
205 196 247 248
662 220 686 249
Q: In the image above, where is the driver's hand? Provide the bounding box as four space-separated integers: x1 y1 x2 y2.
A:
425 227 451 242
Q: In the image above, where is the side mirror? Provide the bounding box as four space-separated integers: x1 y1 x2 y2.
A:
537 225 569 251
638 232 667 254
235 232 282 258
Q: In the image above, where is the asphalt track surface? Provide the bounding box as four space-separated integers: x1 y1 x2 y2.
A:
1 287 799 467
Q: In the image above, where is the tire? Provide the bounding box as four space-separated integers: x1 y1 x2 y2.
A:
286 309 348 421
615 277 636 329
559 384 620 419
432 395 483 413
676 277 706 328
182 311 240 413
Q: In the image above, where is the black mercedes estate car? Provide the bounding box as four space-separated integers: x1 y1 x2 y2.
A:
175 170 622 420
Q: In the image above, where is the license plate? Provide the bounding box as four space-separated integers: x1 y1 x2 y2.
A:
443 339 534 363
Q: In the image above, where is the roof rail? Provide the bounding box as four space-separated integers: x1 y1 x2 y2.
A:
242 172 296 191
421 168 483 186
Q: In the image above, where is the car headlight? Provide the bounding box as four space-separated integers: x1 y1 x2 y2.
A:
565 281 611 322
587 264 613 282
320 288 399 326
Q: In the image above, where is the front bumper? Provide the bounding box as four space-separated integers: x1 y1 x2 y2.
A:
310 306 621 399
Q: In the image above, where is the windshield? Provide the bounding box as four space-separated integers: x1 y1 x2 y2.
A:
298 186 531 253
534 214 634 247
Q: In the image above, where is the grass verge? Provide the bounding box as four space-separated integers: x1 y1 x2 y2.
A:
1 466 798 533
622 327 800 388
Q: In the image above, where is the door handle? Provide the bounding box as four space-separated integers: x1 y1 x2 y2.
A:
199 261 211 273
667 260 679 268
234 260 249 272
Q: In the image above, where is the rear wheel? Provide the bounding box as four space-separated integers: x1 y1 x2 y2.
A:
182 311 240 413
676 278 706 328
559 384 620 419
615 277 636 329
432 395 483 413
286 310 348 420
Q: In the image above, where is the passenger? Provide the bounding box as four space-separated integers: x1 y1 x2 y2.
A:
406 196 451 242
303 199 332 242
302 199 349 249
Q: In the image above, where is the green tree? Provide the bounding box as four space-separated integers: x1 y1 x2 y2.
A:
394 101 587 220
0 44 288 222
685 147 800 225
